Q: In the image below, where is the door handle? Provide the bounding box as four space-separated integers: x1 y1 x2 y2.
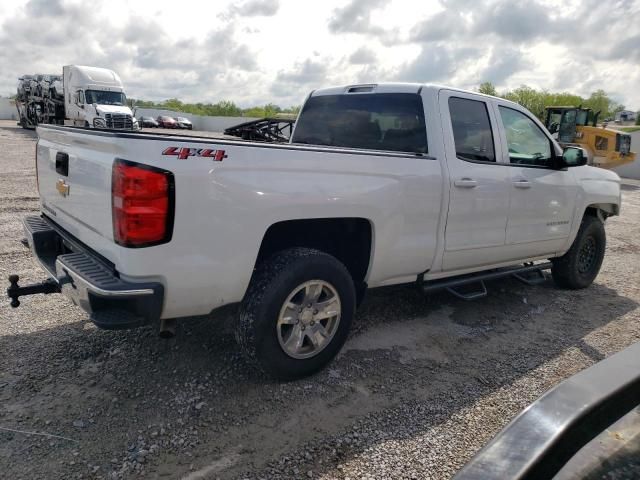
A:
454 178 478 188
513 179 531 188
55 152 69 176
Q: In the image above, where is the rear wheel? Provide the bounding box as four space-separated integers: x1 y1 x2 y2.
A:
551 215 606 289
236 248 355 380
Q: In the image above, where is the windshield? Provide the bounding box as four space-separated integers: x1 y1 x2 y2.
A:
576 109 589 126
85 90 127 106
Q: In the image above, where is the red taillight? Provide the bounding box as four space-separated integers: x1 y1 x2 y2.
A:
112 159 174 247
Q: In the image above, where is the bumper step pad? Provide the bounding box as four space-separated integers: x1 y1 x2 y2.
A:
58 252 136 293
9 215 164 330
56 252 164 330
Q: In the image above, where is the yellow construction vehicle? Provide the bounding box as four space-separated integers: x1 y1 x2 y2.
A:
544 106 635 169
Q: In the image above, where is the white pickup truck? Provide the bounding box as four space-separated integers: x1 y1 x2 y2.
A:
8 83 621 379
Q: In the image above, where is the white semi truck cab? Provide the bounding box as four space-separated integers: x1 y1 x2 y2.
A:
63 65 138 130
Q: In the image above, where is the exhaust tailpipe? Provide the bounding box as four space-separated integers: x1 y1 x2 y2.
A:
159 318 176 339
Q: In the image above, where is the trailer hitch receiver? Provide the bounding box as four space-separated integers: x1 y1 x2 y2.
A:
7 274 60 308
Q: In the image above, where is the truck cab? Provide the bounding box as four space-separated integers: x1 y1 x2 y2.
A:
63 65 138 130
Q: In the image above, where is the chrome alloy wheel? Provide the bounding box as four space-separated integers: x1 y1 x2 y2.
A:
276 280 342 359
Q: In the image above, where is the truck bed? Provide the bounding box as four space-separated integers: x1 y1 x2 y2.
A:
35 124 444 318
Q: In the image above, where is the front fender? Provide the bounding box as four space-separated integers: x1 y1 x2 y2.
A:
577 167 622 215
561 166 621 254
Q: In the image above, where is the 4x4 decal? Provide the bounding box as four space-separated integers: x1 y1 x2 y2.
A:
162 146 227 161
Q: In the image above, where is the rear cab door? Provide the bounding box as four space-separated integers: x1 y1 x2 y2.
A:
491 101 578 257
291 84 445 285
438 89 512 271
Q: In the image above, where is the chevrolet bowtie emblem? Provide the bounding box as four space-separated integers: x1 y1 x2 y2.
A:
56 179 70 197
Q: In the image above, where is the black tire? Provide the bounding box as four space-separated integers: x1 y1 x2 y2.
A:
551 215 606 289
236 247 355 380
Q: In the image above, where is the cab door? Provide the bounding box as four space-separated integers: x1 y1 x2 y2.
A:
493 102 578 257
439 90 512 271
65 89 84 126
558 108 577 143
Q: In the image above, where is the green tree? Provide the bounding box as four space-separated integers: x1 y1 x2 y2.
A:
611 104 625 115
543 91 583 109
161 98 184 112
478 81 497 96
479 82 623 122
209 100 242 116
476 81 630 121
282 105 301 115
502 85 547 119
582 89 615 117
243 103 284 118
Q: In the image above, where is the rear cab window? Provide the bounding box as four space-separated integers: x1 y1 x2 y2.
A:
448 97 496 163
292 93 428 154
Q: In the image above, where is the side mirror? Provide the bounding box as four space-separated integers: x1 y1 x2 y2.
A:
561 146 587 167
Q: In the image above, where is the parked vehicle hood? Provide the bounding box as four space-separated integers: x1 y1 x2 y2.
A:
95 104 133 116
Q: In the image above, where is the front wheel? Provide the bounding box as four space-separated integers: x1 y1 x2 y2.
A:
551 215 606 289
236 248 355 380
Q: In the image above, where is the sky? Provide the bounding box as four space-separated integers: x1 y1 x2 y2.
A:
0 0 639 109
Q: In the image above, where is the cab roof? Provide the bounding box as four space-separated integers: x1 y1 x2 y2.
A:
310 82 518 106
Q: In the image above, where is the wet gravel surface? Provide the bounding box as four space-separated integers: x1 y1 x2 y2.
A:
0 120 639 479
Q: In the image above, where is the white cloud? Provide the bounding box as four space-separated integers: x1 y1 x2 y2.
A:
349 47 378 65
0 0 638 109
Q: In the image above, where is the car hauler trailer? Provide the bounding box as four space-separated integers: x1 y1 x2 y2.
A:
15 65 138 131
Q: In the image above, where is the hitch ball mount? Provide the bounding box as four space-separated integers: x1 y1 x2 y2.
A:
7 274 61 308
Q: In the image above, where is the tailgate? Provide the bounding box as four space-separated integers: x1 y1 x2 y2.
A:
36 126 119 253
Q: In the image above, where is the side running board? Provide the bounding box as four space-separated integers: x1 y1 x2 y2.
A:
446 281 488 301
513 268 547 286
423 262 552 301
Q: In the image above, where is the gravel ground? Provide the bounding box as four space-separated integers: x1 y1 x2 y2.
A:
0 119 639 480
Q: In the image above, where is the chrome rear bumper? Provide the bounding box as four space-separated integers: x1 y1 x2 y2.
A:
15 215 164 329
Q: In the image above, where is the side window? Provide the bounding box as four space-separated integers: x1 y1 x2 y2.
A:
499 106 553 166
77 90 84 105
575 109 589 126
448 97 496 162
